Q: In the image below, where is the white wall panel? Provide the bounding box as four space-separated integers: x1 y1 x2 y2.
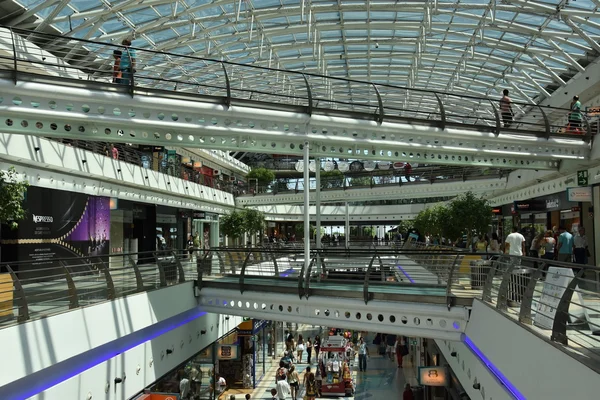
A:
465 299 600 399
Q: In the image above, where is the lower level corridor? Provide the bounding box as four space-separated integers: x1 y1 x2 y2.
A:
244 328 414 399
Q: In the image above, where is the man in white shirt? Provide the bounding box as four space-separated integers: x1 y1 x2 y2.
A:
275 379 291 399
504 227 525 257
573 227 589 264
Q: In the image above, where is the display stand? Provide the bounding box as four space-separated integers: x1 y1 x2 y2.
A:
317 335 354 397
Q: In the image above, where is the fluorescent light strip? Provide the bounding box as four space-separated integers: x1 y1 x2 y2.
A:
482 149 533 156
0 307 207 400
550 154 584 159
463 335 526 400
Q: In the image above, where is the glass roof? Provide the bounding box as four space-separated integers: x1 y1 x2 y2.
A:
6 0 600 109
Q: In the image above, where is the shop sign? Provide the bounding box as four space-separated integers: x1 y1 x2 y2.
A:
217 344 239 360
567 186 592 202
571 206 581 212
491 208 501 214
587 106 600 117
545 198 560 210
577 170 588 186
513 200 546 212
418 366 448 387
253 319 267 332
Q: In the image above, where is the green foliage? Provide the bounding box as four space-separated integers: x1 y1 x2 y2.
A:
0 167 29 230
220 208 266 240
396 220 414 235
349 176 372 187
413 205 448 238
411 192 491 242
241 208 265 237
321 170 345 189
363 226 376 237
447 192 492 242
295 222 317 238
220 210 246 239
247 167 275 185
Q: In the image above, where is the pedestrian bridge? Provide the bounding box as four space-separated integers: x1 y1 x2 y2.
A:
0 26 591 170
1 248 600 399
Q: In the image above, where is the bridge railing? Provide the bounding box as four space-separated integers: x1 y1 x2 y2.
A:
1 247 598 366
0 26 592 142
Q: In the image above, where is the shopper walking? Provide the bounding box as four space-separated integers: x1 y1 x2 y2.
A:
305 337 313 364
500 89 513 128
557 226 574 262
313 335 321 362
395 337 407 368
542 230 556 261
504 227 525 257
275 377 291 400
296 334 305 363
568 95 583 133
117 38 136 85
287 365 299 400
358 337 369 371
403 383 415 400
489 232 500 253
385 333 396 361
573 227 589 265
304 372 318 400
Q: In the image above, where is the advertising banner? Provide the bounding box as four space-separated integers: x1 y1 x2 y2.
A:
1 187 110 275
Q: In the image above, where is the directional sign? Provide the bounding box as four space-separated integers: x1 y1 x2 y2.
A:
577 170 588 186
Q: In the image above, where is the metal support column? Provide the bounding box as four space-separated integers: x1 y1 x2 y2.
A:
345 201 350 249
303 142 311 270
315 157 322 249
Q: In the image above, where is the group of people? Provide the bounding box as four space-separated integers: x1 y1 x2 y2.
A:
500 90 583 134
273 362 318 400
505 225 590 264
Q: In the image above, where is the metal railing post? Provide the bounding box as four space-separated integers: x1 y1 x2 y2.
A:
304 256 317 299
537 105 550 139
299 257 314 299
518 262 546 325
171 250 186 283
155 252 168 288
363 254 377 304
496 257 518 312
372 83 384 124
551 268 585 345
434 92 446 130
239 251 252 294
216 251 225 274
95 258 116 300
445 255 461 309
488 99 501 136
128 255 144 293
301 73 313 115
8 27 18 84
197 250 212 288
271 252 279 276
482 256 499 302
6 265 29 322
60 261 79 309
582 114 593 143
221 63 232 108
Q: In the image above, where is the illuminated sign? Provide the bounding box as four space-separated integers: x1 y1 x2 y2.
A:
418 366 448 387
567 187 592 202
217 345 239 360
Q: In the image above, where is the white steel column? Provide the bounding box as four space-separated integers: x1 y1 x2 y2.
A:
345 201 350 249
315 157 322 249
303 142 311 268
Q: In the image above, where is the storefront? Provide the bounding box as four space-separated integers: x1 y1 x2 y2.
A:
232 319 272 389
420 339 471 400
193 211 220 249
156 205 179 251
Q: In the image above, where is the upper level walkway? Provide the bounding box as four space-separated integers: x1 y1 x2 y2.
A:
2 246 599 366
0 26 592 170
2 246 600 399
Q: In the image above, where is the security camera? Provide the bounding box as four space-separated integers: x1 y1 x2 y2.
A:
375 42 379 48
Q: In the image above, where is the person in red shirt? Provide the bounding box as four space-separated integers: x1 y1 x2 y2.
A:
404 163 412 182
403 383 414 400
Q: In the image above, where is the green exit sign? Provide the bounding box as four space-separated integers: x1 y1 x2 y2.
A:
577 170 588 186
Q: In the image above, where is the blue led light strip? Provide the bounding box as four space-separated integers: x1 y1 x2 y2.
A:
279 268 296 278
0 307 207 400
463 335 526 400
396 265 415 283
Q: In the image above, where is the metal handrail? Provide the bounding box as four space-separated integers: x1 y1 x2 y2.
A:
0 25 592 140
1 246 599 369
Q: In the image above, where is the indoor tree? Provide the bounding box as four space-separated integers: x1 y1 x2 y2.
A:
246 167 275 192
241 208 265 242
320 170 345 189
0 167 29 231
219 210 246 246
446 191 492 244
